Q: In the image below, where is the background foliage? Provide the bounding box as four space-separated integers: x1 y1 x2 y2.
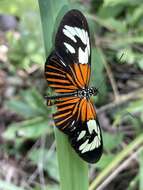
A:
0 0 143 189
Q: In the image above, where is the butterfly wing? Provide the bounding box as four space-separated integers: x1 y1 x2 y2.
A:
55 9 91 88
45 9 91 91
55 9 91 66
45 50 91 92
54 96 102 163
70 116 103 163
45 9 102 163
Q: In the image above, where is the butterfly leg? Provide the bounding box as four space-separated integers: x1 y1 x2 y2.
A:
44 96 56 106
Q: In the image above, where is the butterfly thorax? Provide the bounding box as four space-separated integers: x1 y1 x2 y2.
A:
45 87 98 106
77 87 98 99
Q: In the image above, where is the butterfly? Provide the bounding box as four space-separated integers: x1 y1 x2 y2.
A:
45 9 103 163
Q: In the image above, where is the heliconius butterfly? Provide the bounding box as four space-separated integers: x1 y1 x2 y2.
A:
45 9 103 163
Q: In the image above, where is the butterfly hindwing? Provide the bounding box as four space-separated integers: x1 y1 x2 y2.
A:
53 95 103 163
69 118 103 163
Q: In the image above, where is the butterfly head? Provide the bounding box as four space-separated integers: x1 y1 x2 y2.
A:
89 87 98 96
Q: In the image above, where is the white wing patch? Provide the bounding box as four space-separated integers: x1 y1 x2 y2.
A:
78 120 101 154
78 47 88 64
86 31 90 55
79 139 89 151
60 60 66 67
88 120 100 138
64 42 75 54
63 28 76 43
77 130 86 141
63 25 90 64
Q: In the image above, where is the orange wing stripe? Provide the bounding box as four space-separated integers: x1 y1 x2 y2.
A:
56 115 71 127
69 65 83 88
56 97 80 106
81 99 87 121
77 98 84 121
86 102 92 119
54 111 71 119
47 78 71 84
45 71 65 78
79 64 90 85
89 101 96 117
55 89 76 93
73 64 85 87
72 102 79 115
47 65 66 74
48 84 76 89
86 101 95 120
57 104 74 112
79 64 87 85
66 73 78 88
86 66 91 85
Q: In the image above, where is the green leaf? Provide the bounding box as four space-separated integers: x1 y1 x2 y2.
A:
21 88 49 114
96 154 114 170
104 0 143 6
113 99 143 127
47 185 59 190
103 131 123 151
108 36 143 49
6 100 37 118
117 48 136 64
6 88 50 118
127 100 143 114
127 4 143 25
0 180 24 190
2 117 53 140
138 58 143 70
102 18 127 33
88 14 127 33
28 148 59 181
55 128 88 190
139 150 143 190
0 0 38 16
91 48 107 103
38 0 69 55
98 4 124 18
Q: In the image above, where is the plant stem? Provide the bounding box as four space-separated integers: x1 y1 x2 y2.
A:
55 128 88 190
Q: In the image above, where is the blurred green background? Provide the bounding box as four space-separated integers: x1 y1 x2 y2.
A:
0 0 143 189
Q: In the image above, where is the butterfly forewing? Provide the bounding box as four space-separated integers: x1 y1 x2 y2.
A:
45 51 78 93
55 9 91 66
45 9 103 163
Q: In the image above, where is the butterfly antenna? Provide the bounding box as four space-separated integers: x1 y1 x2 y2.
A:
95 80 105 96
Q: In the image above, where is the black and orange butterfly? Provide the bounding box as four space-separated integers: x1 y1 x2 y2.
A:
45 9 103 163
